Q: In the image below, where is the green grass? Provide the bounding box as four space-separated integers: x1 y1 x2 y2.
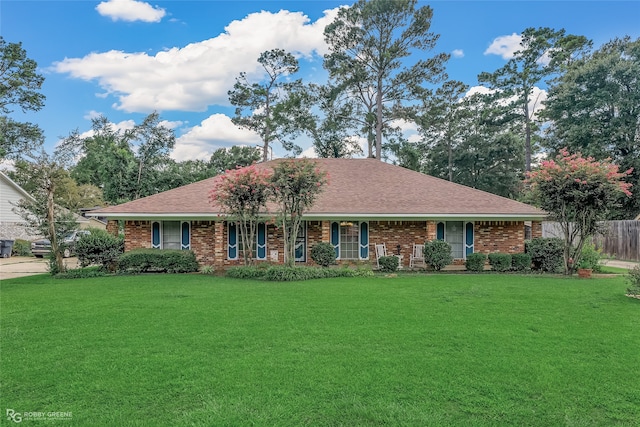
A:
1 273 638 426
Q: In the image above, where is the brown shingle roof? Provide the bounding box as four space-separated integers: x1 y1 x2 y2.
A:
92 158 546 220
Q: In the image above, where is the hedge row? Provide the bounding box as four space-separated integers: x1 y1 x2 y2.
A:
226 265 374 281
118 249 199 274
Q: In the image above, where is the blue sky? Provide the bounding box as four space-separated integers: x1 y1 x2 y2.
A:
3 0 639 161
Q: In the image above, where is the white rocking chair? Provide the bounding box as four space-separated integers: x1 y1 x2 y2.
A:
409 244 425 269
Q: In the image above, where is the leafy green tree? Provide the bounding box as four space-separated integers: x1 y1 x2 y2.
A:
478 27 591 172
309 84 363 158
323 0 448 159
271 159 328 266
418 80 469 180
208 146 261 175
229 49 313 161
62 113 175 204
209 165 272 265
7 159 104 210
526 149 632 275
0 37 45 160
13 150 78 274
542 37 640 218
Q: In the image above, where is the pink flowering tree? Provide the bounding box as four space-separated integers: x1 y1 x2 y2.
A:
271 159 328 266
209 165 271 265
526 149 632 274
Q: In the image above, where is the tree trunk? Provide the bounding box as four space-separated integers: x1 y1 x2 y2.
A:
375 78 383 160
47 179 64 273
524 97 532 172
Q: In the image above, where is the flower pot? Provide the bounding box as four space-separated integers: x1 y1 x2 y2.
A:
577 268 592 278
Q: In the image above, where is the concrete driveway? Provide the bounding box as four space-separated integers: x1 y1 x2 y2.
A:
0 256 79 280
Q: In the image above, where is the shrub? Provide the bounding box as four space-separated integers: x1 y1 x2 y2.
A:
75 228 124 271
488 253 512 272
525 237 564 273
578 239 602 273
512 253 532 272
378 256 399 273
11 239 31 257
310 242 337 267
465 253 486 272
625 266 640 297
423 240 453 271
225 265 374 281
200 265 215 275
55 266 109 279
118 249 199 274
226 266 266 280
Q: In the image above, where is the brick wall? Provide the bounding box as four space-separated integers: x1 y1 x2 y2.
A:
122 218 533 269
124 220 152 252
474 221 526 254
106 220 119 236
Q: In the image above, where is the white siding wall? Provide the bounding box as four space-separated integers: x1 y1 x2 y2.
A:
0 174 29 223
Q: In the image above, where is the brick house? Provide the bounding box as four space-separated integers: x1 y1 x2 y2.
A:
91 158 546 268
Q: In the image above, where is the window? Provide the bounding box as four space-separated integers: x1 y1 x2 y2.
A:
227 222 267 260
295 222 306 262
331 221 369 260
436 221 474 259
151 221 190 250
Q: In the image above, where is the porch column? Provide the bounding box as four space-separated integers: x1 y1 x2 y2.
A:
213 221 225 268
531 221 543 239
426 220 437 241
321 220 331 242
106 220 119 236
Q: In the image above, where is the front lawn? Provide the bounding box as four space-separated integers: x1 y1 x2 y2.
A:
1 273 638 426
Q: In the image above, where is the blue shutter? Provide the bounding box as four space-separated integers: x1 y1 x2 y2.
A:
465 222 474 257
181 222 190 250
152 222 161 249
436 222 445 240
228 222 237 259
331 222 340 258
359 222 369 259
257 223 266 260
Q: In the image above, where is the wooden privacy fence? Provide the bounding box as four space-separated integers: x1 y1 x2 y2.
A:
542 221 640 262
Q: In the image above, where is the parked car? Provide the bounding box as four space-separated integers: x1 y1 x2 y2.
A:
31 230 91 258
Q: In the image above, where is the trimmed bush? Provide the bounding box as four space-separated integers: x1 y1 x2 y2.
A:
378 256 399 273
488 253 512 272
512 253 532 272
525 237 564 273
423 240 453 271
625 266 640 297
118 249 199 274
226 265 374 281
226 266 266 280
310 242 337 267
55 266 110 279
579 240 602 273
75 228 124 271
465 253 486 272
11 239 31 257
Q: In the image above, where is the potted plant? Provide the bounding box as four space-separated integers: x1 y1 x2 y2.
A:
577 259 593 278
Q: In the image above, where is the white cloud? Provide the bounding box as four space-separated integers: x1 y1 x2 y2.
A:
171 114 261 161
54 8 340 113
451 49 464 58
96 0 166 23
484 33 522 60
464 85 547 119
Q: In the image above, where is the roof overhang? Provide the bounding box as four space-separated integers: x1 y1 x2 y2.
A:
88 212 548 222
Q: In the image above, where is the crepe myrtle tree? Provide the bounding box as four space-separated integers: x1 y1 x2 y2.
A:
271 159 328 266
209 165 272 265
526 148 632 275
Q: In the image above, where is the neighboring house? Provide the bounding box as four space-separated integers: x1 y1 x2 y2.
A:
0 171 103 241
0 171 39 240
90 158 546 268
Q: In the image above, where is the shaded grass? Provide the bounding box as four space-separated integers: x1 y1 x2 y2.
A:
1 273 638 426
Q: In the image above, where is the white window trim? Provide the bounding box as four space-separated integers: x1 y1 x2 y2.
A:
333 221 369 261
228 222 268 261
